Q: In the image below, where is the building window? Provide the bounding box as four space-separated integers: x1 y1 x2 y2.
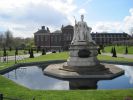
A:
51 36 54 41
37 35 40 42
55 36 57 42
70 35 72 40
59 36 61 42
67 35 69 41
41 36 43 41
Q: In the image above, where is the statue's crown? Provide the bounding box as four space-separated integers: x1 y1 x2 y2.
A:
81 15 84 22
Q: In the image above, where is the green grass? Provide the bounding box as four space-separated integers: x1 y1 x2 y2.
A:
0 52 133 70
0 50 40 56
0 52 69 70
0 52 133 100
0 75 133 100
25 52 69 62
104 46 133 54
0 61 15 70
98 55 133 62
0 50 27 56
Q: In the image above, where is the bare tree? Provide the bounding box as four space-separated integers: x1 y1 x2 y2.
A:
4 30 13 48
0 34 4 48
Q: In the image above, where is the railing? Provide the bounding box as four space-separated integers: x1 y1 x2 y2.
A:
15 55 26 64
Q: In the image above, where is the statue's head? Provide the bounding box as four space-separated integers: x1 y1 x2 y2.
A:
81 15 84 22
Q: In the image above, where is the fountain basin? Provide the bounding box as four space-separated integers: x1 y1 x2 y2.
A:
44 63 124 80
2 62 133 90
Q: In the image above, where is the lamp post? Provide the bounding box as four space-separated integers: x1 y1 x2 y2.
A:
15 53 17 64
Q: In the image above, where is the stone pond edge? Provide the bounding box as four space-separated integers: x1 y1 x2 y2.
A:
0 60 133 75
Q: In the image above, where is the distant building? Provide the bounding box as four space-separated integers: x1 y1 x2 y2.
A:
61 25 74 50
91 32 131 45
112 39 133 46
34 25 131 51
34 25 73 51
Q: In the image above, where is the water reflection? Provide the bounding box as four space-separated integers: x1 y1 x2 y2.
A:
69 79 98 89
117 65 133 84
3 65 133 90
98 65 133 89
4 66 69 90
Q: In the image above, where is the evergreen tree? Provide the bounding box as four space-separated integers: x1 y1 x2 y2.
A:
28 49 31 54
59 49 61 53
36 48 39 53
9 47 12 51
29 48 34 58
42 48 46 55
98 48 101 54
3 48 7 56
37 46 41 52
15 48 18 55
102 48 105 53
112 47 117 57
125 46 128 54
111 47 114 54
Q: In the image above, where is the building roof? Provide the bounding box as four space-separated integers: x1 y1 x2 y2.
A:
91 32 128 35
63 25 73 29
52 30 62 33
35 29 48 34
34 26 50 34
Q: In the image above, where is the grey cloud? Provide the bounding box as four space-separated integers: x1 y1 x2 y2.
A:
0 3 68 27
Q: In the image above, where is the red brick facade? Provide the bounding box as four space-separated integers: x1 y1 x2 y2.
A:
34 25 131 51
34 25 74 51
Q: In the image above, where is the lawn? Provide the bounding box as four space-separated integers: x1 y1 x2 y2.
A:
0 52 133 100
0 49 40 56
104 46 133 54
0 50 27 56
0 52 133 70
0 75 133 100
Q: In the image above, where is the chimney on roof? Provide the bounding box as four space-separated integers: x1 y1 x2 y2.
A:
47 27 50 32
42 26 45 30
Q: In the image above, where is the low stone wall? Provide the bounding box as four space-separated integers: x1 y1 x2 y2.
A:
0 60 133 75
100 60 133 66
0 60 65 75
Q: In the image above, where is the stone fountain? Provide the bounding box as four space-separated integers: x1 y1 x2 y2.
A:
44 15 124 89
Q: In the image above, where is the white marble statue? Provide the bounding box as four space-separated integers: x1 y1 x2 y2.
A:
72 15 95 44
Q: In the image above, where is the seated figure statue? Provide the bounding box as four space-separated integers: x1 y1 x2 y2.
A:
72 15 95 45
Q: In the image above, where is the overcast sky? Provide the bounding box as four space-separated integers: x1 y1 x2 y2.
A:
0 0 133 38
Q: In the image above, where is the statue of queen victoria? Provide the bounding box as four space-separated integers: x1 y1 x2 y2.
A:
72 15 95 45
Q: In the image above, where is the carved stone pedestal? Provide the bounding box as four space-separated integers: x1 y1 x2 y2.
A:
65 41 100 71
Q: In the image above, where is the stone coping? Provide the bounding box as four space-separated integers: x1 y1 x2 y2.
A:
0 60 65 75
44 63 124 80
0 60 133 75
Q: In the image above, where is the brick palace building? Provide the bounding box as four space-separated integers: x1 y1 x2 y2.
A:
34 25 131 51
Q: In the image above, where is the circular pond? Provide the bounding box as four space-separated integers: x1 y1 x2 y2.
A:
3 65 133 90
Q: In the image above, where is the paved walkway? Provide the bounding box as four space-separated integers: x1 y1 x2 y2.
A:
102 53 133 59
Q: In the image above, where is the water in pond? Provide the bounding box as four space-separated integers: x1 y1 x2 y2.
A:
3 65 133 90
